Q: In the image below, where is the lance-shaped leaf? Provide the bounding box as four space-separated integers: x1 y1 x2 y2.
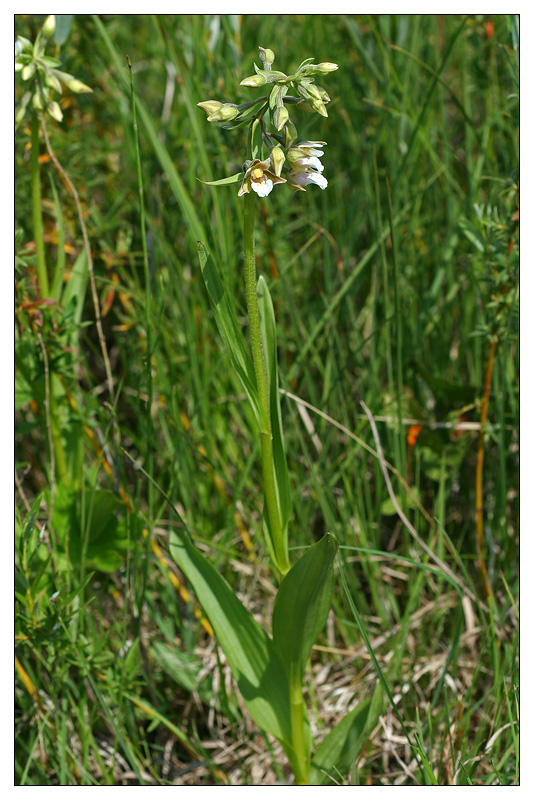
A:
272 533 338 682
197 242 262 427
257 275 292 552
169 530 292 747
198 172 244 187
308 685 383 785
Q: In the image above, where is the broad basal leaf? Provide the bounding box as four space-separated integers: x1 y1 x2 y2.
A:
169 530 292 747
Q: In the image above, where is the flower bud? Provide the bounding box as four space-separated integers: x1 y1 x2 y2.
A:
259 47 275 68
47 100 63 122
311 98 328 117
316 62 338 73
43 15 56 38
270 145 285 177
16 36 32 53
207 103 239 122
273 105 289 131
46 73 63 93
15 61 24 72
306 84 323 101
15 103 27 124
284 120 297 148
197 100 223 117
67 78 93 94
32 91 45 110
21 63 35 81
240 74 266 88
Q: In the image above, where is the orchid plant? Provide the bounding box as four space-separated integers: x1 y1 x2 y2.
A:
169 47 377 785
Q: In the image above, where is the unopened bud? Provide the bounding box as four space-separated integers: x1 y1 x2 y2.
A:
273 105 289 131
270 145 285 177
47 100 63 122
259 47 275 68
46 73 63 93
316 62 338 73
32 91 45 110
311 98 328 117
15 104 26 124
67 78 93 94
21 63 35 81
16 36 32 53
240 74 266 88
43 15 56 38
15 61 24 72
284 120 297 148
207 103 239 122
306 84 323 101
197 100 223 116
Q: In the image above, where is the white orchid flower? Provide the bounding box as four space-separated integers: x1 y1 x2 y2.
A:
238 158 286 198
287 141 328 191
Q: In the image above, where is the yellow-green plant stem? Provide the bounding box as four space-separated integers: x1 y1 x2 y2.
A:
31 112 49 298
289 673 309 785
243 192 289 577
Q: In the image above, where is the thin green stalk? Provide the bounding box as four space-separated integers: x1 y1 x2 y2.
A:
243 191 289 576
289 673 309 785
30 112 49 297
385 172 406 479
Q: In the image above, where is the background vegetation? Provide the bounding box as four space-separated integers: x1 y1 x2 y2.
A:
15 14 518 785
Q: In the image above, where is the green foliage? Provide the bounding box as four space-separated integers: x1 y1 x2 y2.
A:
169 528 293 749
272 534 337 684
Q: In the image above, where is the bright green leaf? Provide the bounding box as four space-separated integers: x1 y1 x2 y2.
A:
169 530 292 748
272 533 338 683
198 172 243 187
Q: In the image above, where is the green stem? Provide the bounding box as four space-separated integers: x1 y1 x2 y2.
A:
289 674 309 785
243 192 289 577
31 112 49 297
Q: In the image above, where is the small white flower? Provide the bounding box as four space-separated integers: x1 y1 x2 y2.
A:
252 176 274 197
293 155 324 172
238 158 286 198
287 141 328 192
289 169 328 190
290 141 327 159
